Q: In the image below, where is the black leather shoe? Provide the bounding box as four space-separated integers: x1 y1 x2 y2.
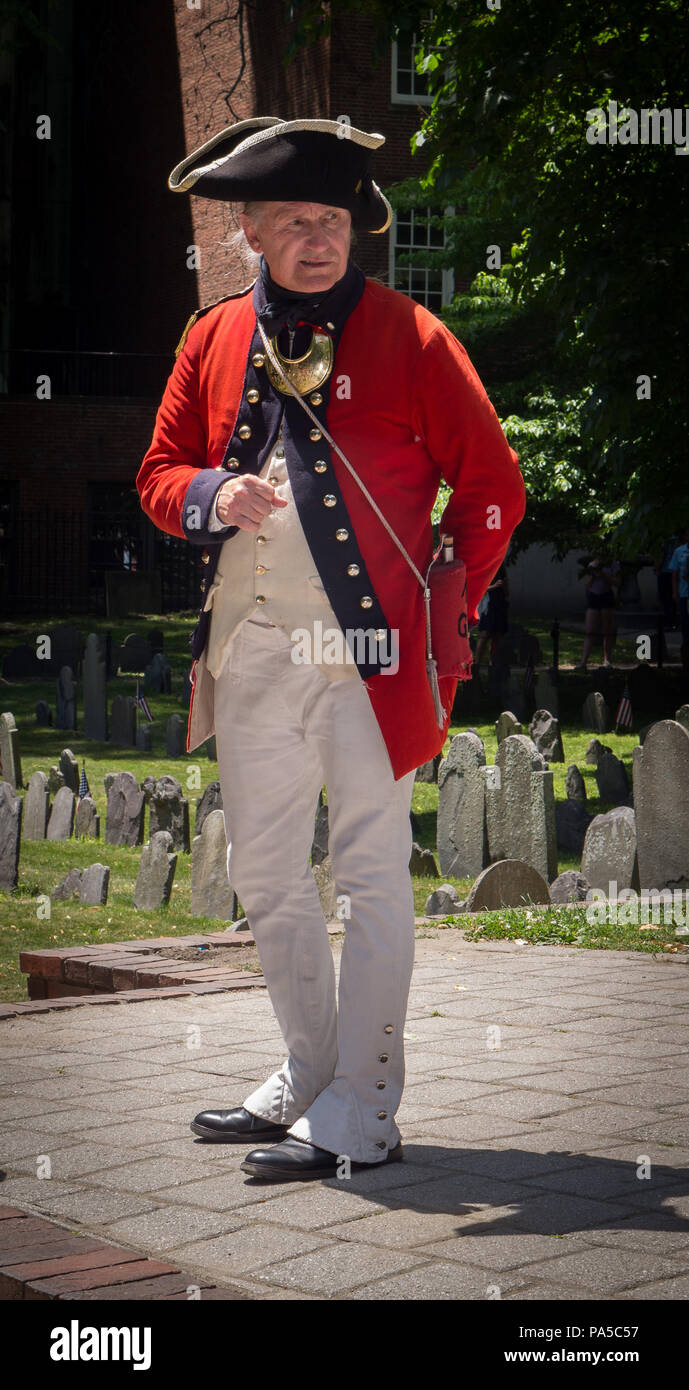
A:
240 1135 404 1181
190 1106 291 1143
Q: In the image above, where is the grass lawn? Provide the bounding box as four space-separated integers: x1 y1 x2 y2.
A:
0 611 684 1003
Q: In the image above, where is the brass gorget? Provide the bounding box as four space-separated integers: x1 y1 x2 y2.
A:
264 328 334 396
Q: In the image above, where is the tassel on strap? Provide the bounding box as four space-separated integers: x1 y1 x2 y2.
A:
424 586 446 729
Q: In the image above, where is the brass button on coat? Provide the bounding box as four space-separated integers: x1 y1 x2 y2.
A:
227 457 239 469
335 528 349 541
309 391 323 406
383 1024 393 1034
379 1053 389 1063
268 476 279 485
309 428 322 441
246 388 260 404
376 1080 386 1089
323 494 337 507
255 595 266 604
255 564 266 575
252 352 265 368
374 629 387 641
347 563 360 577
314 461 327 473
256 535 267 545
238 424 252 440
360 596 373 609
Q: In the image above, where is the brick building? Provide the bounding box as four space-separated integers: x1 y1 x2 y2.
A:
0 0 453 616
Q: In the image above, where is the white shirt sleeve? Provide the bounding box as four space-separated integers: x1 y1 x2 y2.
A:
208 486 230 532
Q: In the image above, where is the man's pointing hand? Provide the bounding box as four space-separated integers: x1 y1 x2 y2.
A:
216 475 289 531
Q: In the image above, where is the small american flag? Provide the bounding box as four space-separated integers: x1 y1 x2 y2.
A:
77 762 90 804
135 681 154 723
614 681 633 729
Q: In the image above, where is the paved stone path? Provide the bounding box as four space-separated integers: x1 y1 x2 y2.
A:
1 934 688 1300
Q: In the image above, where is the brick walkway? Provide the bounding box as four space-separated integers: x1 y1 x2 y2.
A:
1 935 688 1300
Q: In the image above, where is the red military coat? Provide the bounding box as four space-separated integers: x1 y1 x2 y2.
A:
138 278 526 780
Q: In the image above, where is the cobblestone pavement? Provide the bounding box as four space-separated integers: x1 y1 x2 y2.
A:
1 934 688 1300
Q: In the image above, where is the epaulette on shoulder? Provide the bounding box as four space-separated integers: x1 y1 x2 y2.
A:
174 280 256 359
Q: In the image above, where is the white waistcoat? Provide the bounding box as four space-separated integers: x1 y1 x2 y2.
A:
204 437 361 684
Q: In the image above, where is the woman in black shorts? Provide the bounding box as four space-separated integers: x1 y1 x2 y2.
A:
474 564 509 669
575 553 621 669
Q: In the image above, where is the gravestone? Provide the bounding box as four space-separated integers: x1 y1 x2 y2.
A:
674 704 689 735
595 746 632 805
83 633 108 741
529 709 564 763
119 633 153 673
110 695 137 747
502 673 529 723
310 800 329 865
47 786 75 841
555 800 592 854
195 782 223 836
550 870 590 904
80 863 110 906
191 809 233 919
409 843 439 876
104 772 117 797
534 672 559 718
166 714 186 757
495 710 522 745
136 726 152 753
23 771 50 840
312 853 338 922
133 830 177 910
56 666 77 731
633 719 689 891
59 748 79 794
147 628 164 653
582 691 611 733
581 806 640 894
485 734 558 883
466 859 550 911
144 651 171 694
437 731 487 878
0 712 22 789
51 868 82 901
47 767 65 795
149 775 190 852
585 737 604 766
140 775 156 803
74 795 100 839
565 764 587 801
0 782 22 890
105 771 145 847
35 701 52 727
415 753 441 783
424 883 463 915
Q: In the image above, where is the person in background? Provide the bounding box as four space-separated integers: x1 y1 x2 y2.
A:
574 552 621 670
654 535 679 629
473 563 509 669
668 527 689 648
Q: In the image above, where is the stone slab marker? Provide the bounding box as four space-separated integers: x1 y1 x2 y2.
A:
582 691 610 733
0 781 22 890
565 765 587 801
495 711 522 745
633 719 689 891
166 713 186 757
466 859 550 911
83 633 108 741
149 775 190 852
485 733 558 883
0 712 22 790
74 795 100 839
59 748 79 793
191 809 233 919
56 666 77 731
437 731 487 879
195 781 223 836
581 806 639 894
595 745 632 806
110 695 137 748
80 863 110 906
47 785 75 841
529 709 564 763
105 770 145 847
23 771 50 840
133 830 177 910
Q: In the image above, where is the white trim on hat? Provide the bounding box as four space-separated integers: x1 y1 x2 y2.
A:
168 116 283 192
169 117 386 194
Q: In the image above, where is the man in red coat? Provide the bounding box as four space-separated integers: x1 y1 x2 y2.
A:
138 117 526 1181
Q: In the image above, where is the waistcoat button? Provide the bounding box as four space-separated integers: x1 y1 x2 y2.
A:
314 461 327 473
360 596 373 609
255 595 266 604
252 353 265 368
323 494 337 507
347 564 360 577
238 424 252 440
247 389 260 403
335 528 349 541
309 428 322 442
256 535 267 545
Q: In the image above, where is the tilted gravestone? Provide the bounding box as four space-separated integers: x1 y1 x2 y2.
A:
80 863 110 906
465 859 550 912
47 786 75 841
0 781 22 890
0 712 22 790
495 710 522 745
133 830 177 910
414 753 441 783
110 696 137 748
595 745 632 806
529 708 564 763
59 748 79 794
47 767 65 795
74 795 100 839
424 883 464 915
166 714 186 757
565 764 587 801
585 737 604 766
191 809 233 920
56 667 77 731
83 633 108 741
23 771 50 840
105 771 145 847
581 806 640 894
409 843 439 876
437 731 487 879
550 870 590 904
485 734 558 883
195 781 223 836
51 868 82 901
582 690 611 733
633 719 689 892
149 775 190 852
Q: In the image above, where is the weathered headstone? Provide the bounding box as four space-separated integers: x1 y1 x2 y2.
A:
136 725 152 753
80 863 110 906
555 799 592 854
47 767 65 795
56 667 77 731
140 775 156 803
585 737 604 766
74 795 100 839
409 842 439 876
105 771 145 847
310 800 329 865
133 830 177 910
424 883 463 915
195 781 223 836
466 859 550 911
674 704 689 735
51 868 82 901
119 633 153 673
582 690 611 733
191 809 233 919
35 700 52 727
104 772 117 797
83 633 108 741
581 806 639 894
312 853 338 922
23 771 50 840
0 712 22 789
550 870 590 904
110 695 137 748
0 782 22 890
415 753 441 783
529 708 564 763
166 714 186 757
46 786 75 841
485 734 558 883
437 732 487 878
59 748 79 793
595 745 631 805
144 650 171 694
149 775 190 852
495 710 522 745
633 719 689 891
565 764 587 801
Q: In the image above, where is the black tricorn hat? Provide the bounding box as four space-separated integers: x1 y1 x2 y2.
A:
168 116 393 233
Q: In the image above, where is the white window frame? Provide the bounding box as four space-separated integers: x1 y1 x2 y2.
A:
391 33 434 105
388 205 455 313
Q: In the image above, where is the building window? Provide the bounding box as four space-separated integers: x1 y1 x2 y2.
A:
389 206 455 313
391 31 434 104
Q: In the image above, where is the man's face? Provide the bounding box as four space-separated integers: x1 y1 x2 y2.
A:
239 201 352 294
